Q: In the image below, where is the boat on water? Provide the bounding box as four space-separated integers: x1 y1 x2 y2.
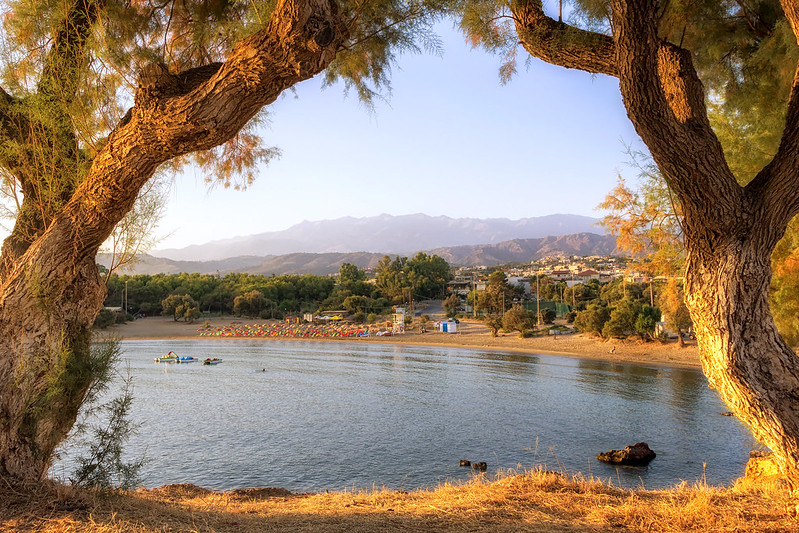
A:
155 352 199 363
154 351 180 363
203 358 223 365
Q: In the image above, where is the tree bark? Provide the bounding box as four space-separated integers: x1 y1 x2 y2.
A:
685 221 799 486
512 0 799 493
0 0 346 483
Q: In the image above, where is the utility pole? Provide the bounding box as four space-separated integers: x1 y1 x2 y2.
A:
571 272 575 307
536 271 540 326
124 280 128 317
472 272 477 318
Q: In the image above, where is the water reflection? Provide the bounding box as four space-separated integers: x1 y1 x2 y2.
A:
53 340 757 493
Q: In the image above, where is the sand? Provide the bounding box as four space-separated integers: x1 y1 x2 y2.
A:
104 315 701 369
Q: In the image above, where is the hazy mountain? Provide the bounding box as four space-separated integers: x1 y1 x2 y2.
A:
428 233 619 265
153 213 602 261
100 232 618 276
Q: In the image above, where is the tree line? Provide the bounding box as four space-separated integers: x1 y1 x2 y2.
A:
100 253 453 324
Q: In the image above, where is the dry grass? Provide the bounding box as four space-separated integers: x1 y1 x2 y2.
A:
2 469 795 532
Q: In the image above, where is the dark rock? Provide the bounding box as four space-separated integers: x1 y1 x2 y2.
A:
597 442 656 465
459 460 471 467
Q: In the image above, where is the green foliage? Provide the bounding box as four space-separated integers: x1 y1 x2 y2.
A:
93 308 117 329
484 314 503 337
443 293 460 317
538 307 556 325
160 294 200 322
342 295 368 314
374 253 452 303
71 373 144 490
771 218 799 346
233 290 269 318
502 305 535 337
634 305 661 340
60 340 144 490
602 299 641 339
573 303 611 337
339 262 367 285
472 270 520 315
324 0 452 105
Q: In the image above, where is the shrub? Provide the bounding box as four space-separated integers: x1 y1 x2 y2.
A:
93 308 117 329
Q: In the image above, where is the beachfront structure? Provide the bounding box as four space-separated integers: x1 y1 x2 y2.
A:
393 307 406 334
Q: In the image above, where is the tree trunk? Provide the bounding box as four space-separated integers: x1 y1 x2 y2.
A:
684 225 799 487
0 0 346 483
511 0 799 492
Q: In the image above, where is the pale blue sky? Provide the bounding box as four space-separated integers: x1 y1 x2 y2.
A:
155 24 643 251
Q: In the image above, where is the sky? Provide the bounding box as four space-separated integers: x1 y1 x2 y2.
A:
152 23 645 251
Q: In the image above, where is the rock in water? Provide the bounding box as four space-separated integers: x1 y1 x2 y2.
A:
597 442 656 465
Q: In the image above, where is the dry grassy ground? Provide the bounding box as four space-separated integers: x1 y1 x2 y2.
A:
2 470 794 532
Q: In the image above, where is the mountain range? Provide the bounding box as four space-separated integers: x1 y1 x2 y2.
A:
99 232 618 276
152 213 604 261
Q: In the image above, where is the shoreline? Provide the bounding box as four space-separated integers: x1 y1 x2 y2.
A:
103 316 701 369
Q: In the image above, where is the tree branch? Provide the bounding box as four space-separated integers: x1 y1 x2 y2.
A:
611 0 744 242
511 0 617 77
743 3 799 236
0 0 348 319
37 0 106 108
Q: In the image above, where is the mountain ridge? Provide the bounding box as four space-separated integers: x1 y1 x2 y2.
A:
152 213 604 261
101 232 619 276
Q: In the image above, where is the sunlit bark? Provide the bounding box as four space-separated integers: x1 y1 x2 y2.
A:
0 0 347 482
512 0 799 495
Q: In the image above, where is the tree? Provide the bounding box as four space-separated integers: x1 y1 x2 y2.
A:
502 304 535 337
475 270 519 314
0 0 445 482
598 164 684 279
374 255 409 302
461 0 799 487
99 176 171 280
233 290 267 317
443 293 461 317
538 307 556 325
484 314 504 337
602 299 640 339
634 305 661 341
573 303 611 337
161 294 200 322
407 252 452 299
658 278 693 347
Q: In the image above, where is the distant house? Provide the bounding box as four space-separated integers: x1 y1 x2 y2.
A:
550 270 572 281
507 276 531 295
575 269 601 282
447 278 473 297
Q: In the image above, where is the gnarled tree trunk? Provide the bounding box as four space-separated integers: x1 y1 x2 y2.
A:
686 220 799 485
0 0 347 483
513 0 799 493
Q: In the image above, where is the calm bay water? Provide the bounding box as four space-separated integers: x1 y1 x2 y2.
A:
53 339 758 492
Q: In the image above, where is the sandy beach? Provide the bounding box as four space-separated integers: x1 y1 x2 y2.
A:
104 315 701 369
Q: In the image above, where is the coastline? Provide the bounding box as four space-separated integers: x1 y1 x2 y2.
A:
103 316 701 369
